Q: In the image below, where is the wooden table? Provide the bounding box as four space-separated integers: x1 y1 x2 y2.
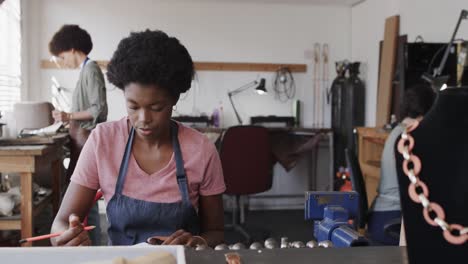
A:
355 127 390 207
0 135 67 246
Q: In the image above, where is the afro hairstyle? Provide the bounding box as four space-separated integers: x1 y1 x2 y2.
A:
106 29 194 101
400 83 436 120
49 24 93 56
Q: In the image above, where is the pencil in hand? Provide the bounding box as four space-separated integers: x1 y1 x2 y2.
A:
19 225 96 244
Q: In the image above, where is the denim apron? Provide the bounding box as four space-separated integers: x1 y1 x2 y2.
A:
106 121 200 245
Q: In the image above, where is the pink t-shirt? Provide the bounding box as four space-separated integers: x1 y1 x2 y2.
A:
71 117 226 209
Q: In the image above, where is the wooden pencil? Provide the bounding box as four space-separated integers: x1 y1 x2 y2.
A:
19 225 96 243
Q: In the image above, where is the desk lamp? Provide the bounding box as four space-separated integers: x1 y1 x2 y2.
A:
228 78 267 124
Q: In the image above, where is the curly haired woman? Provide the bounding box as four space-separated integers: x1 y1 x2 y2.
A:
49 24 108 245
50 30 225 247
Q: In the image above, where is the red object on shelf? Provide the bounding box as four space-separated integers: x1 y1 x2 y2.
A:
336 167 352 192
339 179 353 192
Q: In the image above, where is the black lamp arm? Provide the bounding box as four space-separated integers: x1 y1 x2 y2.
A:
227 80 259 97
228 93 243 124
434 9 468 77
227 80 262 125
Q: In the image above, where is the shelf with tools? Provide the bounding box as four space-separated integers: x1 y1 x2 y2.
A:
40 60 307 72
0 139 66 246
0 189 53 230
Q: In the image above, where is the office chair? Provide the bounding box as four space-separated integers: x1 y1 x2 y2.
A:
345 148 401 245
220 126 273 243
345 148 368 230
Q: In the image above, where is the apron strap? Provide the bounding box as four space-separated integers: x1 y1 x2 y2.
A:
115 121 190 203
171 121 191 204
115 126 135 195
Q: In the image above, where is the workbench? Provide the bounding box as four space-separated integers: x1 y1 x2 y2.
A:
0 134 68 246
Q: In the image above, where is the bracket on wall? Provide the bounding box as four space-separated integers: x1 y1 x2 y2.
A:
40 60 307 73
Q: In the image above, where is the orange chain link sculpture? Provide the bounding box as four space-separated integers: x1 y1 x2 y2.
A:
397 120 467 245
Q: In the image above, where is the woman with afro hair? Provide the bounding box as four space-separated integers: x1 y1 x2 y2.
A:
49 24 108 245
48 24 108 179
50 30 225 247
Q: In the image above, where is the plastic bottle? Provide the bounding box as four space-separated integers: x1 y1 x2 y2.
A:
212 108 219 128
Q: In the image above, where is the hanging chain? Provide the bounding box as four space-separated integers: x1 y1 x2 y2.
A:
397 120 468 245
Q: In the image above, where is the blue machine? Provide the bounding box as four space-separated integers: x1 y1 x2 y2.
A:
305 191 369 247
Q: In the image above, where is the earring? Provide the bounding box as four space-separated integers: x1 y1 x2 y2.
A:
173 105 178 111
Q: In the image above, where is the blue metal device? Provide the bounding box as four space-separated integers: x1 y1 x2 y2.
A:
305 191 369 247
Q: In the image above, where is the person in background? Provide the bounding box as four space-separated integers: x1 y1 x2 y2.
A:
50 29 225 247
368 83 435 245
48 24 108 245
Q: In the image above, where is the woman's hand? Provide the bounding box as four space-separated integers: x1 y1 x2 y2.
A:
53 214 92 246
52 110 70 123
148 229 207 247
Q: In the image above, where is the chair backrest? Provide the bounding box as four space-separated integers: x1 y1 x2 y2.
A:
220 126 273 195
345 148 368 229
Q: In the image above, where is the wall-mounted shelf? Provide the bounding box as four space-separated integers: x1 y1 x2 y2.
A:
40 60 307 72
194 62 307 72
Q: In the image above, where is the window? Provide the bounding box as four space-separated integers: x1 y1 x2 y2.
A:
0 0 21 112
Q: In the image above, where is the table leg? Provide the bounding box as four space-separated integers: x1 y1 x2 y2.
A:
20 172 33 247
51 159 61 215
309 146 318 191
328 132 334 191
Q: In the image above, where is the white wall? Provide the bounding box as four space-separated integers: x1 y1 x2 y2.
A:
351 0 399 126
22 0 352 209
351 0 468 126
24 0 351 127
399 0 468 42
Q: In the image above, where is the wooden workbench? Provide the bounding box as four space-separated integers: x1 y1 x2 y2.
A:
0 134 68 246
